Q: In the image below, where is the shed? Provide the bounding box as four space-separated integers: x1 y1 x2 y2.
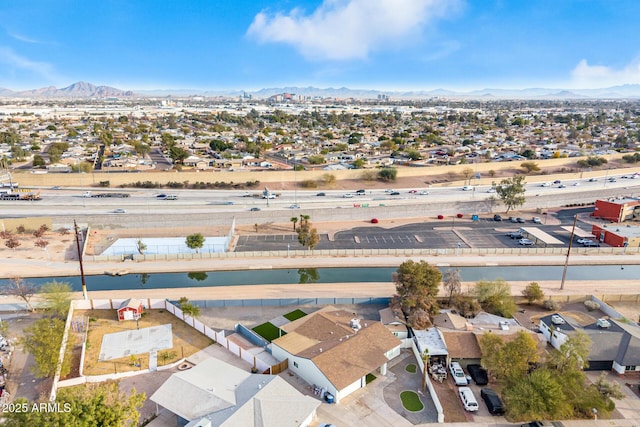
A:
117 298 143 321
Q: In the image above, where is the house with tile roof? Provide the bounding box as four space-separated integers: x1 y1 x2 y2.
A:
539 313 640 375
150 357 320 427
270 306 401 403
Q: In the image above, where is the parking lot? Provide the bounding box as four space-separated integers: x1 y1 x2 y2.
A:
235 219 586 252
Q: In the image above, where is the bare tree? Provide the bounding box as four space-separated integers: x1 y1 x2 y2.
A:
1 278 37 312
4 237 21 251
442 269 462 305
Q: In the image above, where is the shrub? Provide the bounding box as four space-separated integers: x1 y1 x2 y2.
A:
584 300 600 311
360 170 378 181
300 179 317 188
98 180 110 187
377 167 397 182
543 299 560 311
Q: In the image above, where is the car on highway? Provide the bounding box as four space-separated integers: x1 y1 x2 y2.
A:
540 182 552 187
371 218 379 224
250 207 261 211
553 180 561 184
493 214 502 221
408 189 417 194
418 190 429 195
532 217 542 224
289 204 300 209
559 184 567 188
588 177 598 182
112 208 126 214
462 185 474 191
389 191 400 196
316 192 326 196
356 189 366 195
573 182 580 186
343 193 354 198
384 189 395 193
518 238 534 246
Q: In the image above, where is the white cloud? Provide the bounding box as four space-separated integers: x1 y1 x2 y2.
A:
247 0 462 60
0 46 58 82
571 58 640 88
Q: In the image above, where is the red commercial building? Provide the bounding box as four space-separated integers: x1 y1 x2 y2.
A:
592 198 640 223
591 224 640 248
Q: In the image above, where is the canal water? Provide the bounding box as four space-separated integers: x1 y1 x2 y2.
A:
1 265 637 292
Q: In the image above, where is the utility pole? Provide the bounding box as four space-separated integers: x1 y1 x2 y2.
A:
560 214 578 290
74 220 88 300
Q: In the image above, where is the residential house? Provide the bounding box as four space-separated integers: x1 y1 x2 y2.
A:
378 307 408 339
270 306 401 403
539 313 640 375
151 358 320 427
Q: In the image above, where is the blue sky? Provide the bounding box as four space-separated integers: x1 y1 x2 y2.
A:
1 0 639 91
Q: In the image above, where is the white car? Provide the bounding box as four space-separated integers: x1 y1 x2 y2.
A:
486 187 496 193
518 238 534 246
532 217 542 224
540 182 552 187
462 186 474 191
449 362 468 386
419 190 429 195
343 193 354 198
289 204 300 209
576 238 591 244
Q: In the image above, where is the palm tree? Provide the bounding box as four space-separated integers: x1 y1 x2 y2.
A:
290 216 298 231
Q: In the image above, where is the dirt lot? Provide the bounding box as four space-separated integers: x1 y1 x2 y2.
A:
78 309 213 376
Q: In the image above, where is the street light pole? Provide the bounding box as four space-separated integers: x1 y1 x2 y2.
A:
560 214 578 290
74 220 88 300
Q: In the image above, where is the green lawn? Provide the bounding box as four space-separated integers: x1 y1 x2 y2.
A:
400 391 424 412
405 364 417 373
252 322 285 342
283 309 307 322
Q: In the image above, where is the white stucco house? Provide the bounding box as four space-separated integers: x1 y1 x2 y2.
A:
270 306 401 403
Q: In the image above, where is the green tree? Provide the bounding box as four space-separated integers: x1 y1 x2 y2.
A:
502 368 570 421
136 238 147 255
178 296 201 317
353 158 365 169
23 317 71 378
185 233 205 253
290 216 298 231
296 216 319 250
32 154 46 167
496 175 526 213
547 330 591 374
2 381 145 427
377 167 397 182
480 330 539 382
39 280 72 318
522 282 545 304
520 161 540 173
473 279 517 317
394 260 442 328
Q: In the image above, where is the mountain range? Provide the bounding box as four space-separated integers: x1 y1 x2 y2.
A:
1 81 640 100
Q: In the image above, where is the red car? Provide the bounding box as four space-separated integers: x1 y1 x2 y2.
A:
437 215 444 220
371 218 379 224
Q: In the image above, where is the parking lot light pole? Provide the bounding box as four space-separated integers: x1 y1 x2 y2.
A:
560 214 578 290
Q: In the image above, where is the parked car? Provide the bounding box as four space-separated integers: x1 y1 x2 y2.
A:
486 187 496 193
509 216 518 223
493 214 502 221
449 362 468 386
532 217 542 224
582 240 600 247
458 387 479 412
480 388 505 415
520 422 548 427
516 217 525 223
507 231 523 239
518 238 534 246
576 237 591 244
467 364 488 385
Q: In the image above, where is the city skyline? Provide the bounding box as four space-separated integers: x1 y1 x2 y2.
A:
1 0 640 92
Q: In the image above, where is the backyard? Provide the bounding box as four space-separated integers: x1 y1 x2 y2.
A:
78 309 213 376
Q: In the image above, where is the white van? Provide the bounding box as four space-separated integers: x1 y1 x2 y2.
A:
458 387 479 412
